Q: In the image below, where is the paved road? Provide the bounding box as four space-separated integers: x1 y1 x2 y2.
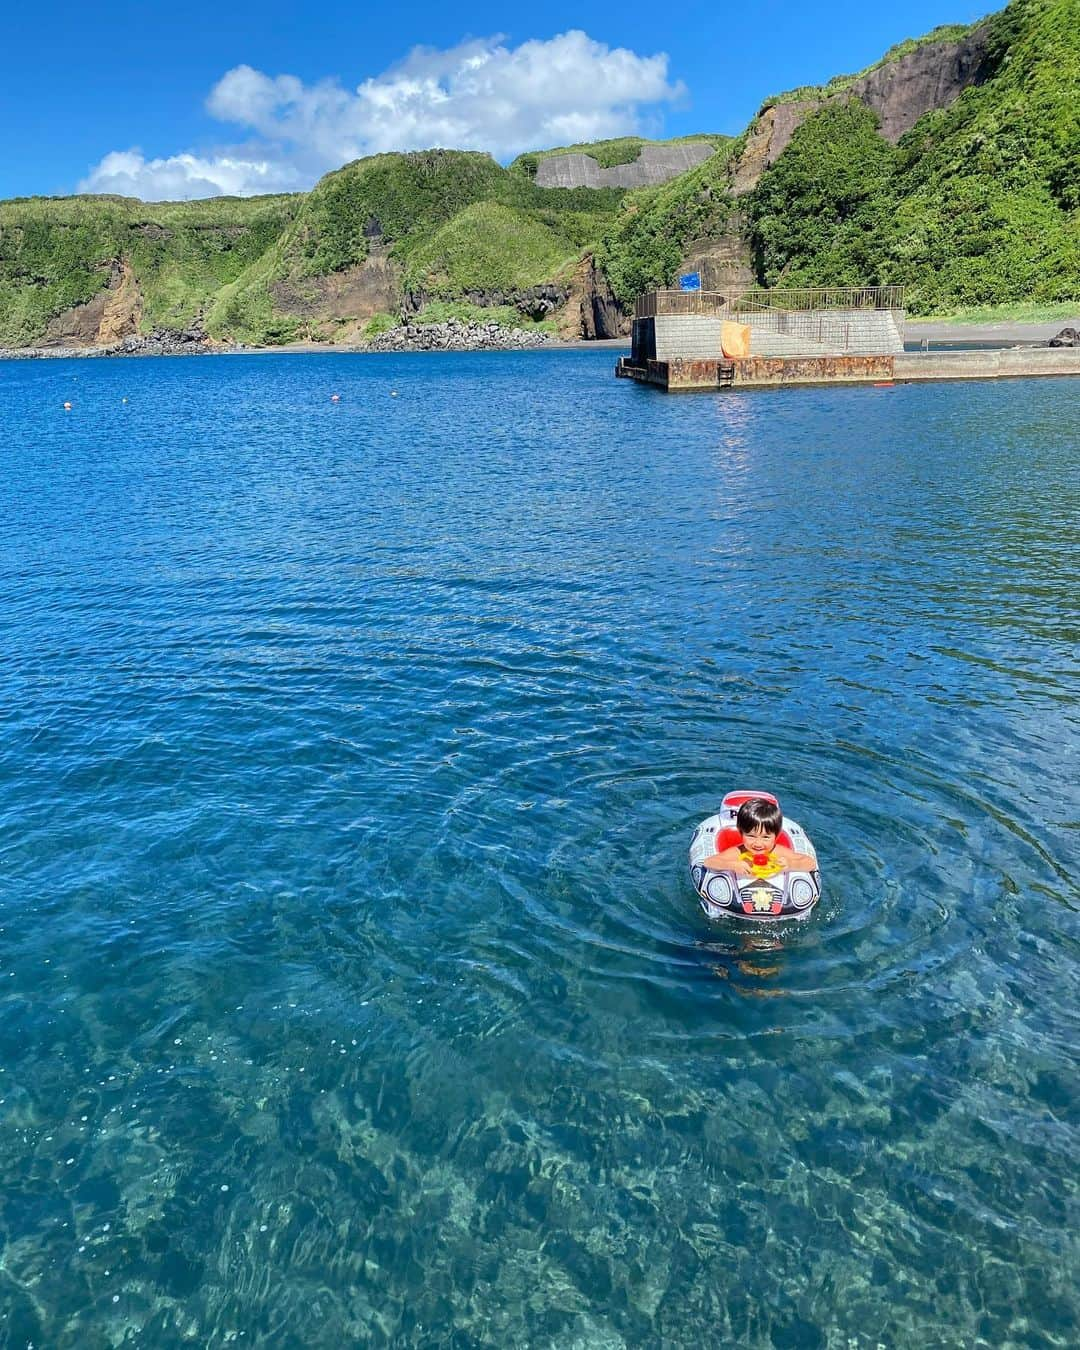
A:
904 318 1079 343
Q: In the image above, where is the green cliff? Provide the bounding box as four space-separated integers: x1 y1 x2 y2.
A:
0 0 1075 347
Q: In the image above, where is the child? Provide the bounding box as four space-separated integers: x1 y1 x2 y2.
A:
703 796 816 876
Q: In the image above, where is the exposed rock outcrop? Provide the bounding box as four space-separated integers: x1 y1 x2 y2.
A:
731 104 818 197
730 24 993 194
97 260 143 345
1048 327 1080 347
271 242 404 335
403 282 570 323
42 258 142 346
558 257 629 340
850 25 993 142
678 215 756 298
363 319 550 352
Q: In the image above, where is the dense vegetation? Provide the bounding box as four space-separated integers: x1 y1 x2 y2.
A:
401 203 579 296
748 102 900 289
284 151 622 285
286 151 508 277
0 0 1075 344
0 195 298 346
594 142 741 306
747 0 1079 311
192 150 625 342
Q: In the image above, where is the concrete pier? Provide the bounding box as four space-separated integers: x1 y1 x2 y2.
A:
616 346 1080 392
620 287 1080 391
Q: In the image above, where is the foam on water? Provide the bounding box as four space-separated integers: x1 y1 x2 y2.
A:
0 351 1076 1346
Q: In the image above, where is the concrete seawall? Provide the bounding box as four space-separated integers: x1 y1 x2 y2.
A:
892 348 1080 380
616 346 1080 391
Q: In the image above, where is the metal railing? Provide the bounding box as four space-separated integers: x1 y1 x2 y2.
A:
634 290 730 319
730 285 905 314
636 285 905 320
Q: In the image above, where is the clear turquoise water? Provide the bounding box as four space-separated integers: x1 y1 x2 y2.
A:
0 350 1076 1348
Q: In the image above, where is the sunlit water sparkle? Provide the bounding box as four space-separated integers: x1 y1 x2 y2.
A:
0 350 1076 1347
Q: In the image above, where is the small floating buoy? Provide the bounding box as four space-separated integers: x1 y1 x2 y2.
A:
63 401 72 410
390 391 399 398
122 397 128 404
330 393 341 402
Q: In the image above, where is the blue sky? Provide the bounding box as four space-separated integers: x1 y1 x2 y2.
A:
4 0 991 200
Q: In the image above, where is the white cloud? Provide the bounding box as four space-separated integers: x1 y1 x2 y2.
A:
78 31 683 199
78 149 304 200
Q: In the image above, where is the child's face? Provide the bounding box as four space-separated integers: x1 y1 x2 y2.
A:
740 827 777 854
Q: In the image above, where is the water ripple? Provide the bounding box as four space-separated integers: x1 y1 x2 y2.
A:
0 354 1077 1346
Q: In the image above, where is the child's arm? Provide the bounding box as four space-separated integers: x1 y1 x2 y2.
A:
702 846 753 874
772 845 817 871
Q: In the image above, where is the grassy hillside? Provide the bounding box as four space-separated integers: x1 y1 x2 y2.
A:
284 150 507 278
280 150 622 280
401 202 580 295
196 150 626 342
0 0 1074 344
0 149 623 346
0 195 299 346
748 0 1079 310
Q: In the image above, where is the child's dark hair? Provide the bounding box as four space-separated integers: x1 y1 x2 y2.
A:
736 798 783 835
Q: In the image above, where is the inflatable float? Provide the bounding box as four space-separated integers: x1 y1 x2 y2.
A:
689 790 821 921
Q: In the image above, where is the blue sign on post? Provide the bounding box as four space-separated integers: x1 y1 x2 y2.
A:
679 272 702 291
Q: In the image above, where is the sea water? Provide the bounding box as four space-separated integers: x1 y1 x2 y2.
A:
0 350 1076 1347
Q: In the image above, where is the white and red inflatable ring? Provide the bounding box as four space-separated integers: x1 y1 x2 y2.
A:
689 790 821 921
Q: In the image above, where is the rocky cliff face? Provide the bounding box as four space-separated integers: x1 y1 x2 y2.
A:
678 219 757 300
402 264 630 340
568 257 629 339
403 281 570 322
271 241 403 340
730 23 993 194
43 259 142 347
731 104 819 197
849 24 993 141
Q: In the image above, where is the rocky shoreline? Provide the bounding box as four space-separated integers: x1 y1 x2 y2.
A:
0 327 213 361
0 318 552 360
363 318 550 352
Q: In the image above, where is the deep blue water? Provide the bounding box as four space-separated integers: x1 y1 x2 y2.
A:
0 349 1076 1348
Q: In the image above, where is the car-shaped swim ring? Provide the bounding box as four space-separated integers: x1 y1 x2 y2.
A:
689 790 821 921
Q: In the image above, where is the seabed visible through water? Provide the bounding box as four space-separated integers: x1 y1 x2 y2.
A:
0 348 1076 1347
